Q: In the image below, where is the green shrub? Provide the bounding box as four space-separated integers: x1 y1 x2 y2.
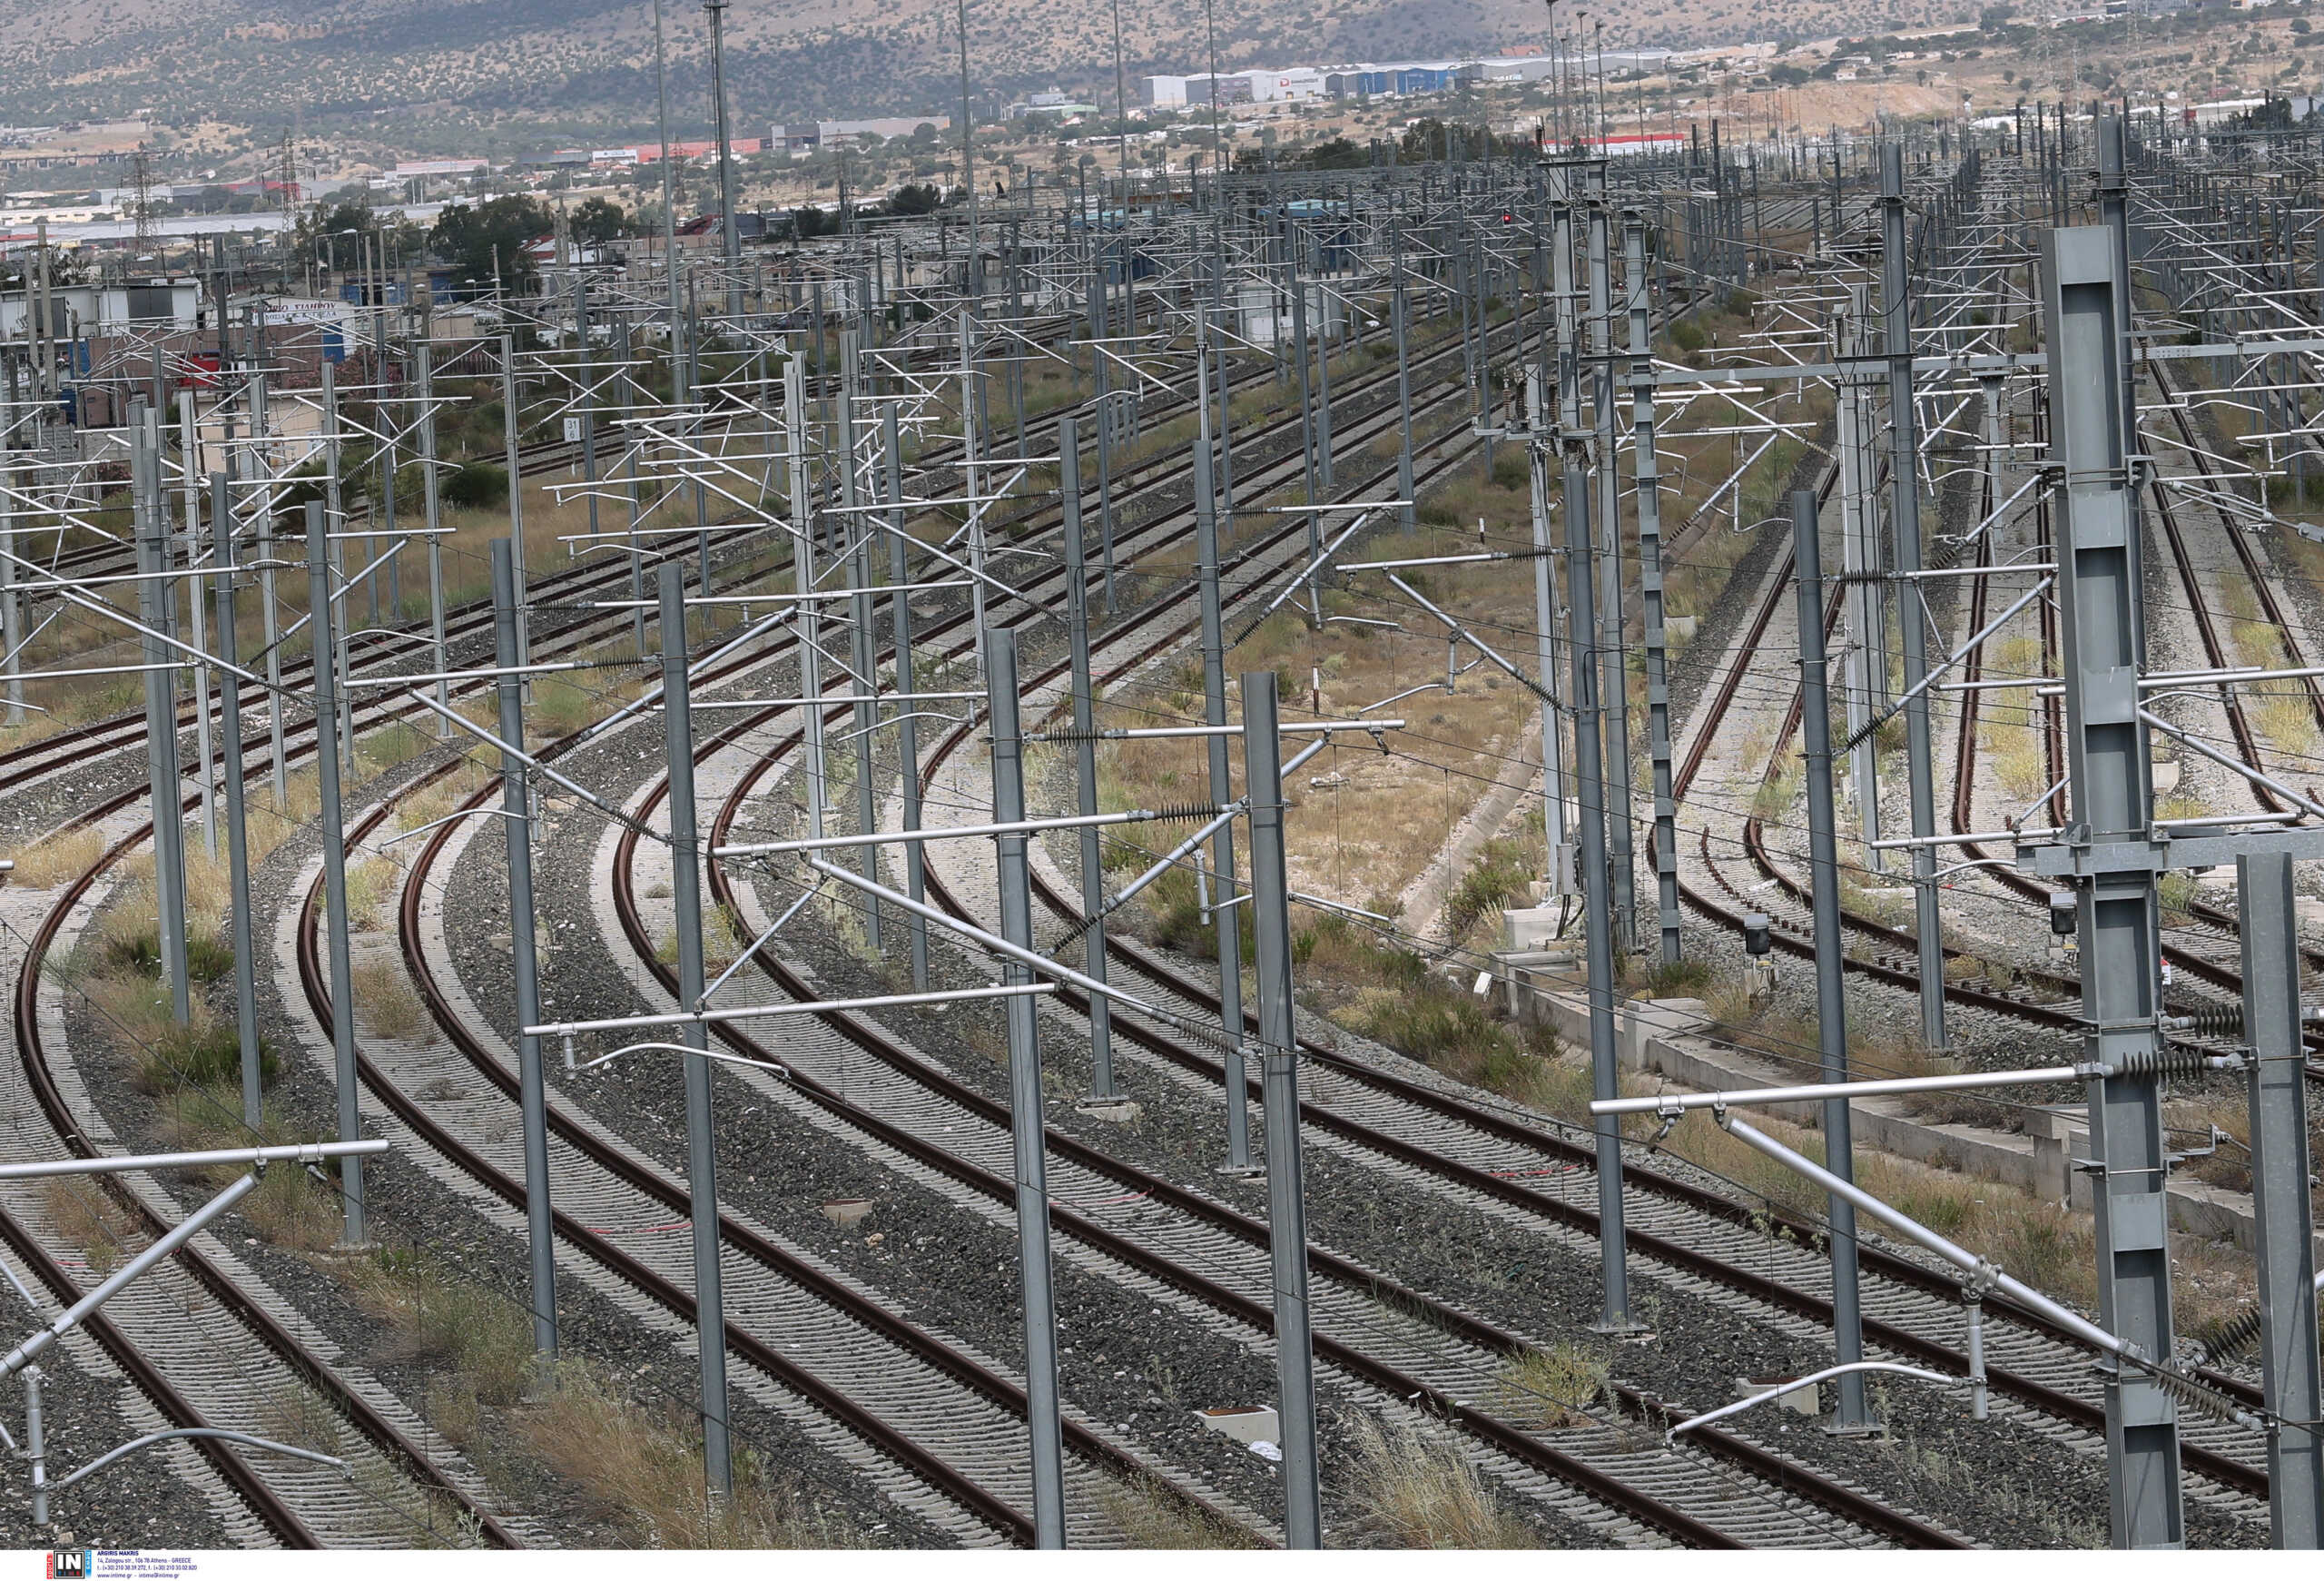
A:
106 927 237 983
140 1022 275 1092
1640 956 1714 999
441 462 509 510
1442 838 1536 942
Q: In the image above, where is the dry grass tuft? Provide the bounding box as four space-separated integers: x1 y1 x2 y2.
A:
352 956 432 1041
1097 1475 1261 1548
1489 1341 1610 1429
330 855 403 935
1344 1412 1539 1549
5 825 106 890
345 1247 537 1408
148 1088 344 1248
655 904 745 970
44 1179 143 1275
516 1360 859 1547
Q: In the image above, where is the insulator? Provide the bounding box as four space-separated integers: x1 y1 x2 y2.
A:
1149 802 1226 825
2146 1364 2264 1430
2196 1308 2264 1365
2107 1046 2219 1080
2169 1005 2242 1036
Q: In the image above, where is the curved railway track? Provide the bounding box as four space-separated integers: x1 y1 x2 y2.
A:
0 294 1510 1543
891 407 2289 1515
600 375 1981 1542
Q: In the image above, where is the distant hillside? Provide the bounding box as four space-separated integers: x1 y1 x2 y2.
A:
0 0 1982 153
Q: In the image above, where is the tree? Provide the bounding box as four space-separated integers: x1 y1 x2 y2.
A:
1301 136 1367 169
290 199 379 269
429 194 556 293
570 196 628 244
884 183 941 215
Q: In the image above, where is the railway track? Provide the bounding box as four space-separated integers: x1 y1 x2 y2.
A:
0 296 1524 1544
5 739 526 1545
858 331 2289 1528
0 192 1877 1545
354 300 1548 1544
593 340 1982 1542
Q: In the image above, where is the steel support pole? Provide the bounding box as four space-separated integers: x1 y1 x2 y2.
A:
1392 232 1417 533
212 475 261 1131
1240 670 1322 1547
419 342 450 736
2235 851 2324 1548
657 562 734 1498
1291 264 1320 532
1060 415 1117 1099
2042 222 2184 1549
883 402 929 991
1792 489 1872 1430
1313 274 1334 493
1561 440 1632 1330
373 319 397 629
1523 371 1570 867
1624 212 1679 960
308 503 366 1248
0 452 17 726
134 421 191 1024
623 320 649 654
983 627 1068 1548
176 392 217 862
705 0 743 320
1211 313 1236 538
500 336 530 668
492 539 558 1377
257 512 286 806
841 335 881 950
1194 331 1255 1171
1586 188 1635 948
1881 143 1947 1052
23 1366 44 1527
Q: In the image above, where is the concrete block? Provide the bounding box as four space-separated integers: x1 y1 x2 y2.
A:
820 1197 874 1229
1495 948 1580 1021
1194 1405 1279 1445
1502 906 1565 952
2026 1108 2082 1207
1735 1376 1820 1416
1620 998 1710 1073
